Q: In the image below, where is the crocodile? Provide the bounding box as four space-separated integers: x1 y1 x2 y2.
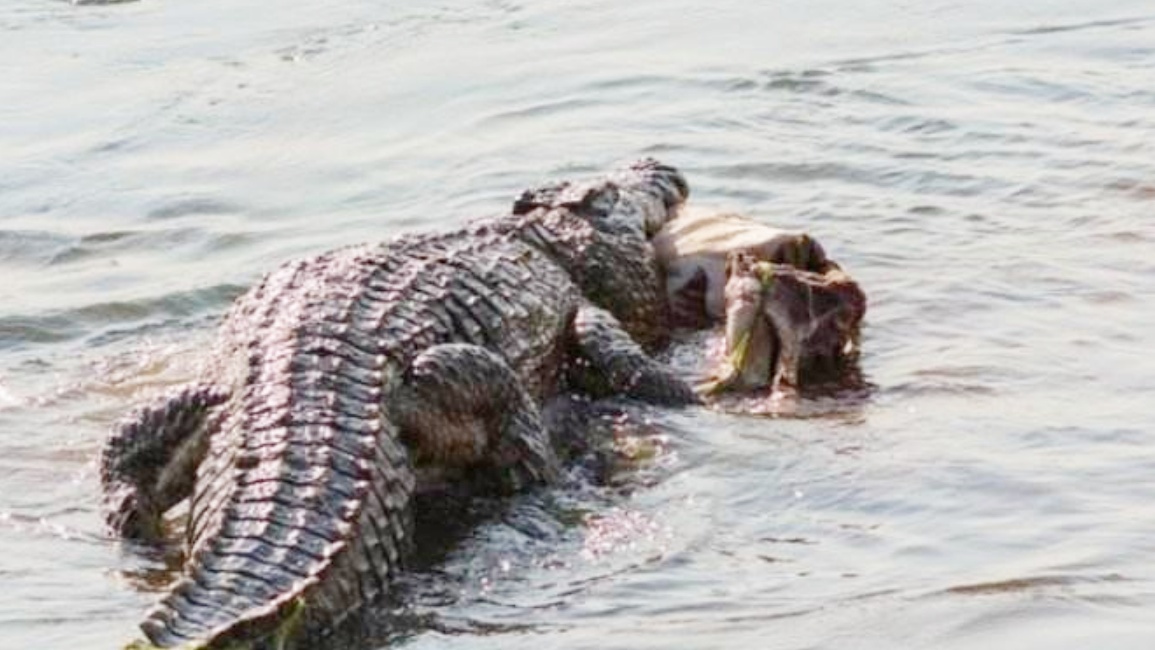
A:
100 160 698 649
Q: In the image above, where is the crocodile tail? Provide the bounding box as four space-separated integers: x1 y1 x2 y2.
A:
100 383 229 539
140 405 416 649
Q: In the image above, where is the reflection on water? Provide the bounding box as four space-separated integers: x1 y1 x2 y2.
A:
3 0 1155 648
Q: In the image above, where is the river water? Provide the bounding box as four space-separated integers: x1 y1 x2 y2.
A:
2 1 1154 648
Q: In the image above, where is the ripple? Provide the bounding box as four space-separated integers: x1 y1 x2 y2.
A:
878 115 958 135
757 68 909 106
481 97 603 124
145 196 242 221
941 573 1128 596
1009 16 1153 36
884 381 998 398
702 160 874 185
0 229 74 265
46 227 251 266
0 511 104 544
762 70 840 97
0 283 243 350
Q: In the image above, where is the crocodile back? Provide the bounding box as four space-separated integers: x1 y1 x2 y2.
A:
508 160 689 350
133 159 686 648
144 231 580 647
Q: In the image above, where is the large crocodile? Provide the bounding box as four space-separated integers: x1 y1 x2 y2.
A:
101 160 698 649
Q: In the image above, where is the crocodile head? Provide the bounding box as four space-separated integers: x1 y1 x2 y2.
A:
608 158 691 237
513 159 688 237
512 159 690 349
702 251 866 397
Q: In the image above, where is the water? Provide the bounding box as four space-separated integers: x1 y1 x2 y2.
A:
2 1 1154 647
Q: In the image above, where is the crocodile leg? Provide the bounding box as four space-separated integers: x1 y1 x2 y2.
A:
569 304 701 406
391 343 562 493
101 383 230 540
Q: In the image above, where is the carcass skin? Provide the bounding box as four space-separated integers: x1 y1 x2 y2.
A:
707 251 867 397
652 206 832 328
652 209 865 397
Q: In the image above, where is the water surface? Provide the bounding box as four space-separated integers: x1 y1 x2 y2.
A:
2 1 1154 648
